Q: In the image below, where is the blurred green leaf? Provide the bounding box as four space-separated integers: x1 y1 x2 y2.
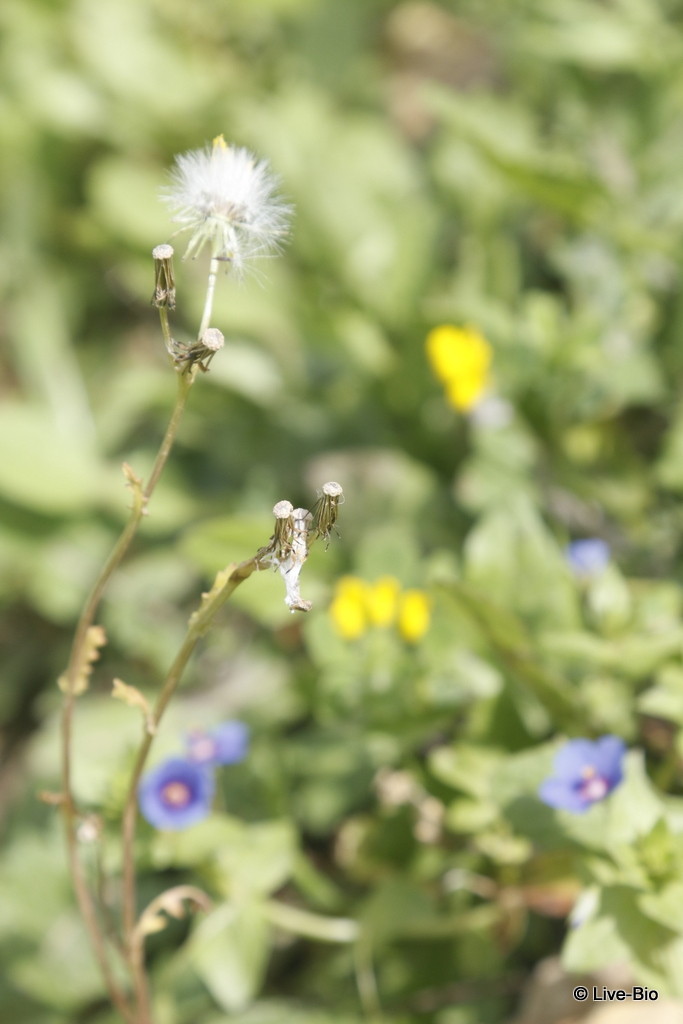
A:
187 902 270 1013
0 403 115 513
638 665 683 727
360 876 436 946
429 744 500 800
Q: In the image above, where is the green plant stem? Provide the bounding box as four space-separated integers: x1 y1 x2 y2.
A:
197 255 219 340
59 777 135 1022
353 939 383 1024
263 900 359 943
60 367 197 1021
142 368 196 501
158 306 173 352
654 738 681 792
120 554 265 1012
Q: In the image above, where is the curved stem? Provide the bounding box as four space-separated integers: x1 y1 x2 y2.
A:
143 368 196 501
121 555 264 979
263 900 359 943
60 367 197 1020
353 939 383 1024
63 368 196 691
61 707 135 1022
197 256 219 340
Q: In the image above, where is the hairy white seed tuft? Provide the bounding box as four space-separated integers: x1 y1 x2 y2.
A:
161 136 292 276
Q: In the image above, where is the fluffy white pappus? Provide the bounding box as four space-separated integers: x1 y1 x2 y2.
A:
161 140 292 275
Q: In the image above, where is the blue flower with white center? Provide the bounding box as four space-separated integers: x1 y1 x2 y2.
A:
138 757 214 831
565 538 610 577
186 720 250 767
539 736 626 814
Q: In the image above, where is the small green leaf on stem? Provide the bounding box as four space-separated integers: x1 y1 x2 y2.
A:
112 678 155 735
188 565 234 634
122 462 146 516
37 790 66 806
58 625 107 695
135 885 212 943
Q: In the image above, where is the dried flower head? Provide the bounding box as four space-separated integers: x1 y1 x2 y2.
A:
162 135 292 275
278 507 313 613
152 244 176 309
255 487 345 613
313 481 344 543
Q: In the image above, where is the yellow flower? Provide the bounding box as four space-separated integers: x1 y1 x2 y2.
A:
330 577 431 644
444 372 487 412
366 576 401 627
330 576 369 640
398 590 431 643
425 324 492 412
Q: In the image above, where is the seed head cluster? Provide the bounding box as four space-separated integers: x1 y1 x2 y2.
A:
162 135 291 276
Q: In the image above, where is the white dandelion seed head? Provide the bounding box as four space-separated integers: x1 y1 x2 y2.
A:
161 137 292 274
273 499 294 519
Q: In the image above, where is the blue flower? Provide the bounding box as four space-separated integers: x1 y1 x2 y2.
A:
565 539 610 577
186 720 250 766
138 757 214 831
539 736 626 814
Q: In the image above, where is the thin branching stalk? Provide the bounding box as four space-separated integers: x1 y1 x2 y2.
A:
142 366 197 500
353 939 383 1024
59 797 135 1022
118 485 339 1013
197 255 220 341
60 365 197 1020
121 554 265 964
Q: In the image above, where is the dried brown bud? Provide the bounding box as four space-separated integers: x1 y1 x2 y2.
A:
152 244 176 309
313 481 344 542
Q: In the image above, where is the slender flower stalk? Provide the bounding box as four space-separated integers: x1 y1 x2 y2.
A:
59 246 207 1020
59 363 198 1024
197 256 220 341
120 553 270 980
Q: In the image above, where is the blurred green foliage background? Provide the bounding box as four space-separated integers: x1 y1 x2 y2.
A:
5 0 683 1021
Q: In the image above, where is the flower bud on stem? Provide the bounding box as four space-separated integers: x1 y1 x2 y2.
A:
151 244 176 309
